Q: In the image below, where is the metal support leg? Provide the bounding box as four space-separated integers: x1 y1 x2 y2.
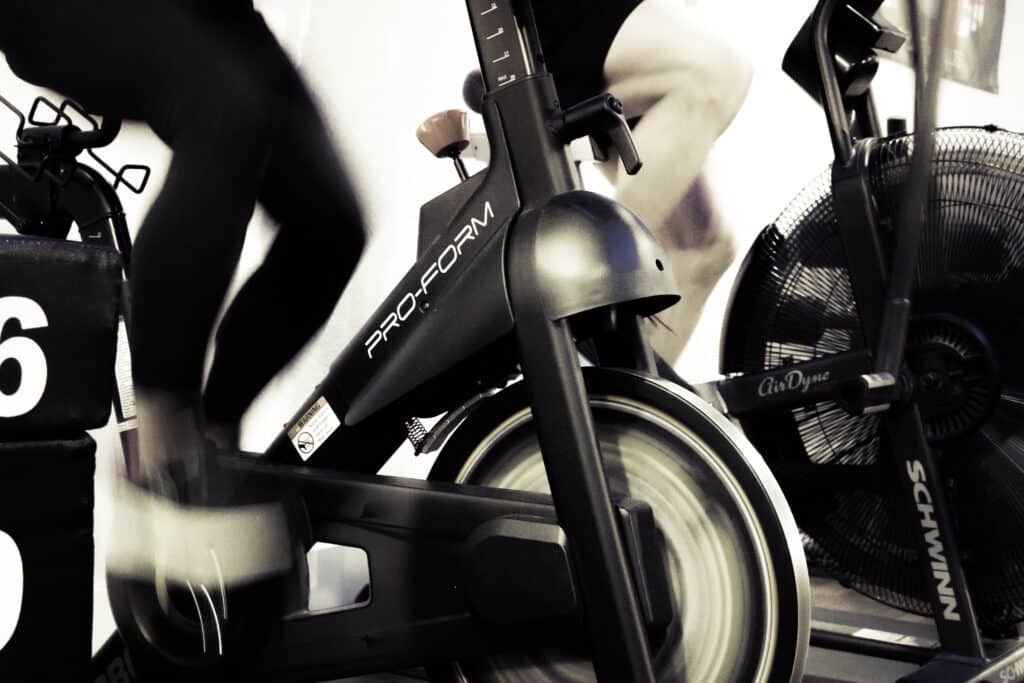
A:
508 213 656 682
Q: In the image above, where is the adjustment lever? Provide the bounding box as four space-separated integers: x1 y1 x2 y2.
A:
416 109 471 181
554 94 641 175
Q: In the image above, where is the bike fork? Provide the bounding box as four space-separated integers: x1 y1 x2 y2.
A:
507 213 657 683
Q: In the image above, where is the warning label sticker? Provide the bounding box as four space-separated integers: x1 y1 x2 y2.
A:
287 396 341 461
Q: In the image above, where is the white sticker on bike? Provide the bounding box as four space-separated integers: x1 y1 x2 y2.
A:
0 529 24 651
287 396 341 461
0 296 49 418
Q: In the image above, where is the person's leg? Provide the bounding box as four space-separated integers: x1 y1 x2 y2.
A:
0 2 298 599
201 21 366 447
0 1 278 481
601 0 751 363
127 42 280 485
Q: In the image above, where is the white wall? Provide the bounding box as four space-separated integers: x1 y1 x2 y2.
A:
0 0 1021 656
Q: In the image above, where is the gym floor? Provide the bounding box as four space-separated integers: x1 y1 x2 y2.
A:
802 577 927 682
334 577 931 682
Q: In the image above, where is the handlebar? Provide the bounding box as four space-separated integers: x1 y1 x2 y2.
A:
784 0 906 163
66 116 121 150
0 95 149 194
25 97 122 150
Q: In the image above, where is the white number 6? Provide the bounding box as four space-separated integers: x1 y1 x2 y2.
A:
0 296 48 418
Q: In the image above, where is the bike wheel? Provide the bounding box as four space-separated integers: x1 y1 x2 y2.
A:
428 368 809 682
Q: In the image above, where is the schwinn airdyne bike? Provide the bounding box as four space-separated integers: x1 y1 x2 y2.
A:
0 1 811 681
687 1 1024 681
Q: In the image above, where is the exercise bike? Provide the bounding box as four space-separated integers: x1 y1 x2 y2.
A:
688 0 1024 680
0 1 811 681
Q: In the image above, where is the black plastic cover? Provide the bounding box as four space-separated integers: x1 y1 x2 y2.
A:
783 1 905 106
0 435 96 682
0 235 121 435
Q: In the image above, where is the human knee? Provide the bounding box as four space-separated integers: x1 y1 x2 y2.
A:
646 43 751 136
705 42 752 131
320 224 366 286
606 3 753 132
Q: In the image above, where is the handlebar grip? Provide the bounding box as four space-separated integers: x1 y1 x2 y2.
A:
66 117 122 149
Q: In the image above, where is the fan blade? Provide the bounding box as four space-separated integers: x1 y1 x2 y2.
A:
769 295 860 346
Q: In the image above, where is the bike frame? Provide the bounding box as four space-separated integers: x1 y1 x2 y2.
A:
249 2 674 678
4 1 681 681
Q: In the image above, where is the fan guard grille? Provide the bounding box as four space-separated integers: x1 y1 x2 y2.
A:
722 127 1024 631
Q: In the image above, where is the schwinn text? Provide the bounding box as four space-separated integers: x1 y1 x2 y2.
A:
907 459 961 621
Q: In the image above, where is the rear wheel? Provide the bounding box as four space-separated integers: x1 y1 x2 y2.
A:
429 368 810 682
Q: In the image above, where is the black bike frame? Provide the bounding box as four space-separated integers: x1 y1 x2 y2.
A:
251 2 667 678
8 0 675 678
110 1 669 680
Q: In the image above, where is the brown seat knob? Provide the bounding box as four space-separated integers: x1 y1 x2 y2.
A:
416 109 470 159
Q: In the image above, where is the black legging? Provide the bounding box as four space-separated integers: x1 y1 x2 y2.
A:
0 1 364 425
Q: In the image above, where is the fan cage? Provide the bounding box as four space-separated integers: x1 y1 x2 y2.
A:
722 126 1024 632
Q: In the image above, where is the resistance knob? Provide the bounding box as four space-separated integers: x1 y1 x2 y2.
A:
416 110 471 180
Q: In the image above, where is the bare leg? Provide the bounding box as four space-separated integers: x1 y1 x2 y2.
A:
601 0 751 362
